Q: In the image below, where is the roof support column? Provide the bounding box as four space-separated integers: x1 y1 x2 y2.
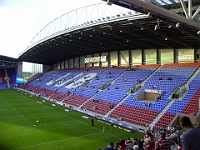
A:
188 0 192 18
142 49 145 65
123 0 200 29
192 6 200 19
180 0 197 20
118 51 121 66
129 50 132 66
179 0 189 19
17 61 23 76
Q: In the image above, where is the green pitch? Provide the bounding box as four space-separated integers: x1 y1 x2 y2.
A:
0 89 143 150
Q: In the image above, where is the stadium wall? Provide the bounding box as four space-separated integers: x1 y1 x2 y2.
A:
43 64 52 72
17 62 23 76
54 48 199 69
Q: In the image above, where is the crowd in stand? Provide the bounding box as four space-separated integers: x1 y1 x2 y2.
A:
99 116 200 150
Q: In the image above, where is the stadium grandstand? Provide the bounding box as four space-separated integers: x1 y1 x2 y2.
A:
1 0 200 136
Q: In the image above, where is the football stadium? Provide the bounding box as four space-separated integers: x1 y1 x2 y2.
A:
0 0 200 150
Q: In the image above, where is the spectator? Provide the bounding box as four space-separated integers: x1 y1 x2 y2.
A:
91 118 94 126
122 78 127 82
144 138 154 150
133 145 138 150
125 137 134 150
144 129 154 141
197 120 200 128
104 142 115 150
117 116 122 122
180 115 200 150
155 132 171 150
137 79 141 83
110 103 115 110
115 142 120 150
133 138 139 146
135 140 145 150
170 145 178 150
118 139 126 150
110 104 113 110
153 85 157 89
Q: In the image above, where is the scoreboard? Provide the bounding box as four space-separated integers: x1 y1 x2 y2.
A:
85 56 107 63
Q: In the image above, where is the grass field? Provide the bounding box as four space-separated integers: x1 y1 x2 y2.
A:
0 89 143 150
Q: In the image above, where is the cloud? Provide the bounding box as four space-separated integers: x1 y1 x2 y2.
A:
0 0 100 58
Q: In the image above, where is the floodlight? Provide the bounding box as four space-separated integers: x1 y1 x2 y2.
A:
107 0 113 5
154 24 160 30
168 25 172 28
176 23 180 28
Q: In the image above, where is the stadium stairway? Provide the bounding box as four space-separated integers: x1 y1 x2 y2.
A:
19 63 200 131
60 93 72 102
167 66 199 101
103 66 161 127
0 68 16 89
182 88 200 116
185 66 200 85
140 65 162 87
104 91 131 117
168 66 200 100
100 65 162 125
77 70 110 109
27 73 42 83
78 91 99 109
4 69 10 88
110 69 127 84
149 65 200 129
149 98 176 129
53 73 71 86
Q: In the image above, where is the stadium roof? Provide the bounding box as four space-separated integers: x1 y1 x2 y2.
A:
18 0 200 65
0 55 18 68
0 55 18 62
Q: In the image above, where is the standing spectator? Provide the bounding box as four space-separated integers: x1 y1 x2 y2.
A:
155 132 171 150
144 138 154 150
125 137 134 150
135 140 145 150
115 142 120 150
118 139 126 150
180 116 200 150
144 129 154 141
91 118 94 126
104 142 115 150
197 120 200 128
133 138 139 146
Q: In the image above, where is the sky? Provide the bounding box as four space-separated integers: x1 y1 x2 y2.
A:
0 0 101 59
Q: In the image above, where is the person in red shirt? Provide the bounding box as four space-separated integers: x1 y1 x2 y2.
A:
125 137 133 150
118 139 126 150
144 138 155 150
155 132 171 150
144 129 154 141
